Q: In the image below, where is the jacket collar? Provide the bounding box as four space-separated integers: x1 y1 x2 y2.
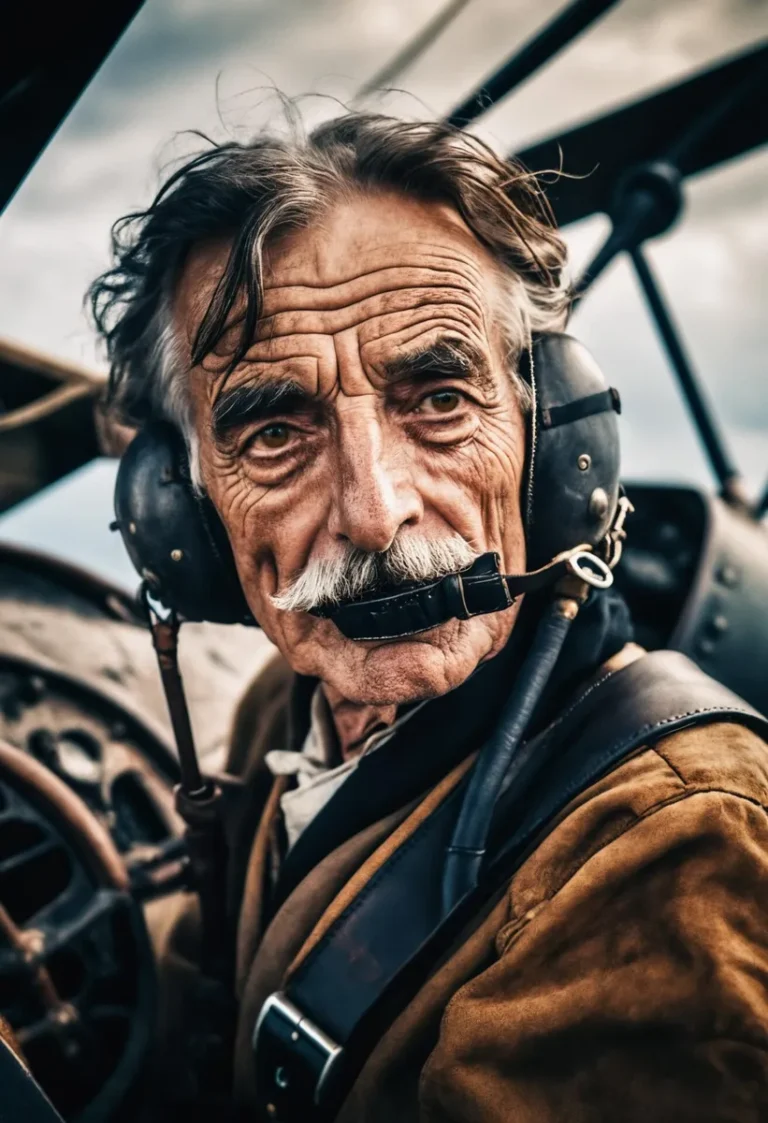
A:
270 587 632 914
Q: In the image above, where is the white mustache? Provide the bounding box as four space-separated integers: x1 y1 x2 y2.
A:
271 534 478 614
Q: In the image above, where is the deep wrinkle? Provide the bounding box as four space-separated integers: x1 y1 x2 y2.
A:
210 339 494 451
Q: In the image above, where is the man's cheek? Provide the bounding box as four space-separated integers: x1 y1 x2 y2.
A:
468 437 526 571
473 412 525 483
204 465 270 593
447 421 525 540
204 452 266 541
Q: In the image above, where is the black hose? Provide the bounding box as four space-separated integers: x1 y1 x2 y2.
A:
441 598 576 914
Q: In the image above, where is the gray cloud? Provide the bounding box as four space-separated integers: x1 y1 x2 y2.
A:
0 0 766 503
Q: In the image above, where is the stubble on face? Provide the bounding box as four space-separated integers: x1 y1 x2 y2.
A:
175 190 528 709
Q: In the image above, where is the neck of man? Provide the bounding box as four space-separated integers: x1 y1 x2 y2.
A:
321 682 398 762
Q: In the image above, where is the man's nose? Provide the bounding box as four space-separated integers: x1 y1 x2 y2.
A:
328 407 423 553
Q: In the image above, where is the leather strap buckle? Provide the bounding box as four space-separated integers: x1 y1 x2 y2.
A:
253 992 343 1119
454 557 513 618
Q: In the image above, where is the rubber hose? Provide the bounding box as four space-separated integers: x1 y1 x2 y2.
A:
441 601 575 915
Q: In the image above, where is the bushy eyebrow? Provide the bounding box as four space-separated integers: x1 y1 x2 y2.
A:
382 339 493 392
211 379 310 442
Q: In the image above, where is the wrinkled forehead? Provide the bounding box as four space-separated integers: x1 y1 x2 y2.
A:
173 191 504 362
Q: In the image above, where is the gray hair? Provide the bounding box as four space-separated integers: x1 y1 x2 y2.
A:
89 112 571 485
271 532 477 614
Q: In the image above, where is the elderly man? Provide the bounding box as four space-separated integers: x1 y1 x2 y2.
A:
92 114 768 1122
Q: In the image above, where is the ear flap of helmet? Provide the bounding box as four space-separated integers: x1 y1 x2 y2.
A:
522 333 622 570
113 422 253 624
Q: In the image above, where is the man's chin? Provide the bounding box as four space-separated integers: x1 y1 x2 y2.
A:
269 606 515 706
321 617 497 707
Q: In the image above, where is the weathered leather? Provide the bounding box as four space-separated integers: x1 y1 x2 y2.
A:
308 551 578 642
232 655 768 1122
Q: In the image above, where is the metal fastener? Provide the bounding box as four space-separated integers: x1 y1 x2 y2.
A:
20 676 45 704
588 487 609 520
577 453 592 471
52 1004 78 1026
711 614 729 634
717 564 739 588
128 521 137 535
170 549 184 562
21 929 45 962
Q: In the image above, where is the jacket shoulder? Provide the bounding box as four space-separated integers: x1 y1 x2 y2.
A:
507 720 768 924
654 719 768 805
423 725 768 1123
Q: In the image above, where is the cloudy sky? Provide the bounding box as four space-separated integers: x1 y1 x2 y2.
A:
0 0 766 585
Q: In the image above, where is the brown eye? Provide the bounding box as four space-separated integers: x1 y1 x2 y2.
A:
425 391 461 414
258 423 291 449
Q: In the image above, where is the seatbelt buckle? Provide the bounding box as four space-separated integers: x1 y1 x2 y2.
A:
253 991 343 1120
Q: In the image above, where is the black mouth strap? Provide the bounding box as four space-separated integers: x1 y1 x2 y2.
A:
310 548 598 641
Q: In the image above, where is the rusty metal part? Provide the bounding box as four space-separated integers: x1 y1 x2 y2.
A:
0 650 179 791
0 337 103 394
144 600 204 795
0 382 97 434
0 740 128 889
0 541 143 625
0 737 155 1120
0 543 275 773
0 338 104 512
143 590 232 981
0 903 60 1011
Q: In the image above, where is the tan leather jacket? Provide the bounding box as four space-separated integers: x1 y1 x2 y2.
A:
221 652 768 1122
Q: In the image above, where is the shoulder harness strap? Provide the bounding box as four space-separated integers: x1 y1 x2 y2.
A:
251 651 768 1122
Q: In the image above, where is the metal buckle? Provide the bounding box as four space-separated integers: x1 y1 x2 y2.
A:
567 550 614 589
253 992 343 1116
605 494 635 568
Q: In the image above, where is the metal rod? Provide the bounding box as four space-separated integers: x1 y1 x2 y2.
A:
355 0 474 101
446 0 620 127
629 245 744 504
142 590 232 981
574 55 767 296
664 46 768 173
146 611 205 795
573 227 625 297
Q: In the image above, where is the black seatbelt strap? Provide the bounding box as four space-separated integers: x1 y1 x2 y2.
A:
252 652 768 1122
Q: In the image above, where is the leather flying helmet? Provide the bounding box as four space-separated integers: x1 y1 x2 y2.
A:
113 332 624 637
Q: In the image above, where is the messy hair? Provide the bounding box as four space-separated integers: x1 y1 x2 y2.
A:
88 111 571 481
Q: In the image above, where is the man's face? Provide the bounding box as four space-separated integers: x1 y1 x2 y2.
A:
177 191 528 705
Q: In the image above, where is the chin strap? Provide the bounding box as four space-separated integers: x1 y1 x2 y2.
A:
310 544 613 641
